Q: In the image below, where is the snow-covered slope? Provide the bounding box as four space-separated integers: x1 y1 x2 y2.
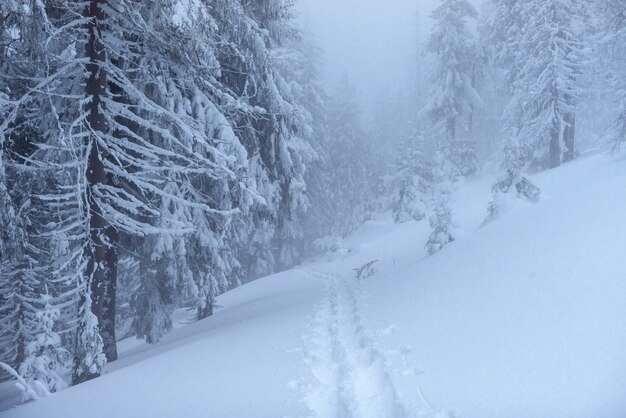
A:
2 153 626 418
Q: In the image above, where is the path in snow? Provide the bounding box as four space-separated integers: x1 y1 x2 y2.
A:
300 269 405 418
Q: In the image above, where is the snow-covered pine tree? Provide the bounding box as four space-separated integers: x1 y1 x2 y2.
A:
132 182 194 344
246 0 309 272
117 0 256 342
486 144 541 221
425 154 455 255
115 256 139 340
425 193 455 256
209 0 312 276
391 135 430 223
27 89 105 386
326 76 374 236
18 294 71 398
480 0 532 219
277 30 335 253
207 0 272 280
0 0 47 379
369 86 426 211
0 152 28 380
425 204 455 256
2 0 252 380
487 0 589 170
0 155 12 377
595 0 626 152
2 0 331 390
73 286 106 384
427 0 481 177
0 0 112 385
480 0 523 94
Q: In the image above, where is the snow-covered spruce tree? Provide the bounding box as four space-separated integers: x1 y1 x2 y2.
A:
1 0 113 382
0 153 18 375
0 171 58 386
28 115 101 386
479 0 535 219
248 0 309 272
0 154 30 380
2 0 252 381
0 110 86 386
0 0 37 378
480 0 523 94
18 294 71 398
425 193 455 256
73 287 106 384
276 31 335 252
3 0 317 379
482 0 589 219
425 155 455 255
187 203 236 321
93 7 248 332
487 0 589 170
207 0 273 280
391 135 431 223
175 172 245 321
370 86 428 211
0 157 12 376
486 144 540 221
115 256 139 340
425 203 454 256
132 183 194 343
211 0 310 276
325 76 375 236
595 0 626 152
112 1 255 342
426 0 481 177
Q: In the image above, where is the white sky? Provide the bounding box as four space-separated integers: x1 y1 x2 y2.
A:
295 0 439 102
295 0 482 112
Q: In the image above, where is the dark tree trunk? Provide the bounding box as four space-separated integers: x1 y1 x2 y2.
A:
84 0 118 364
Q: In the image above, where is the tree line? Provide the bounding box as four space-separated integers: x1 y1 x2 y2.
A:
387 0 625 253
0 0 374 396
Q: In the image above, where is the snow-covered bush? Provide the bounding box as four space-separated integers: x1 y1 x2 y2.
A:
391 135 431 223
18 296 70 398
425 195 455 256
313 235 344 254
486 144 540 222
73 289 107 384
393 172 428 223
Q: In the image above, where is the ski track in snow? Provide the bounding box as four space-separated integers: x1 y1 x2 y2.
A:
300 269 405 418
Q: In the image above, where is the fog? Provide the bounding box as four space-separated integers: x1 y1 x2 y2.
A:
297 0 472 112
296 1 436 106
2 1 625 416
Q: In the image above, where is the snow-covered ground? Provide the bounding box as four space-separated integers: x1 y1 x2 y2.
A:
2 153 626 417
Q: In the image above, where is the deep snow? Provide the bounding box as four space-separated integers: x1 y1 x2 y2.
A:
2 152 626 417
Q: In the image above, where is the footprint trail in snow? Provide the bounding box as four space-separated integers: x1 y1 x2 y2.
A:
301 270 406 418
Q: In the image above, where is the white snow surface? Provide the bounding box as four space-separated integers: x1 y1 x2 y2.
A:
2 153 626 417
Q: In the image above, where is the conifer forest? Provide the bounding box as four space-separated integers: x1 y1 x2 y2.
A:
1 1 625 417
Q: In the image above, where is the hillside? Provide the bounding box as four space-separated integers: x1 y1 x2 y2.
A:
2 153 625 418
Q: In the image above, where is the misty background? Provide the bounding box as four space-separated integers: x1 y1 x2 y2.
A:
2 1 626 416
296 0 480 115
